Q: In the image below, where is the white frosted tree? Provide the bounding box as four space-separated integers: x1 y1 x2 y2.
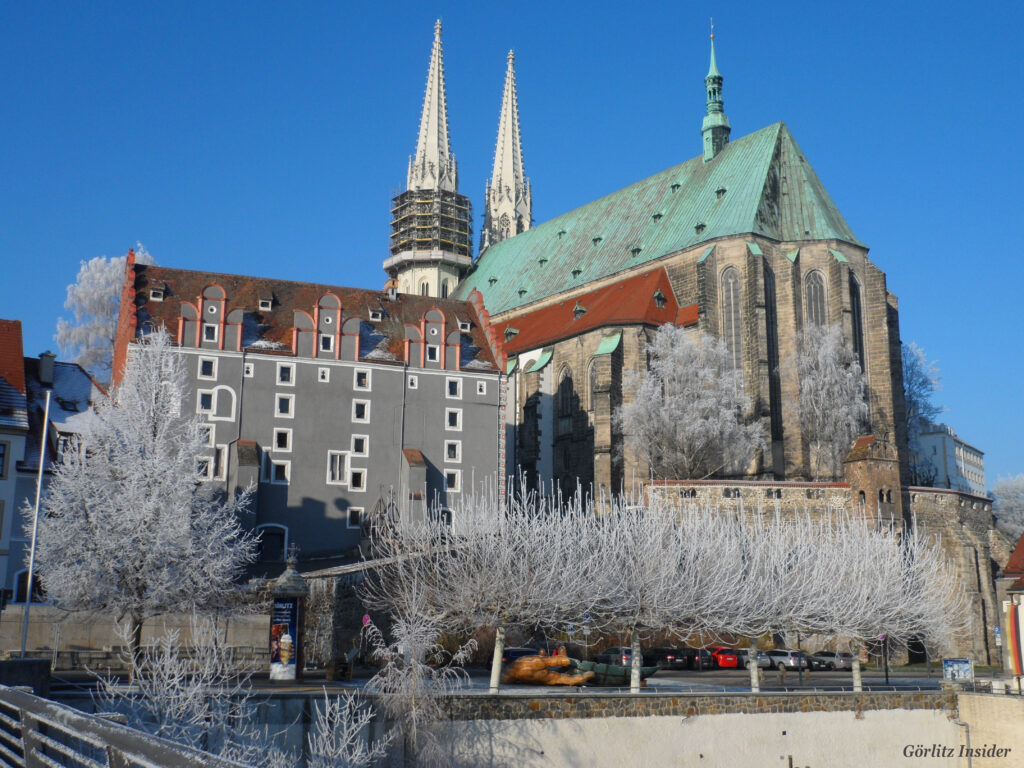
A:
29 328 256 666
55 244 155 382
796 323 868 479
616 325 765 479
992 475 1024 541
902 342 943 485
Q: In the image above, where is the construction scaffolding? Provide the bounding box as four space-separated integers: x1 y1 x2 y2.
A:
389 188 473 258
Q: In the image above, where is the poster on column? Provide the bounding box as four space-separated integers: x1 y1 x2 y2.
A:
269 597 299 680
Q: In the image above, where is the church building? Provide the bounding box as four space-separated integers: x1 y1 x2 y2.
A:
388 24 908 494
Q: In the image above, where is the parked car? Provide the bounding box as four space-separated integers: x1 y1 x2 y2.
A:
806 655 829 671
708 647 740 668
594 646 635 666
810 651 854 670
765 649 809 669
643 647 687 670
737 650 771 669
680 647 716 670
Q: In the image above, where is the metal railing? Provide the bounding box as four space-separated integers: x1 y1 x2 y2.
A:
0 684 250 768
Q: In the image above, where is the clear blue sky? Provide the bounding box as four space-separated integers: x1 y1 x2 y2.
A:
1 1 1021 486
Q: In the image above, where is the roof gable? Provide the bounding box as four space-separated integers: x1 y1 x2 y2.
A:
456 122 862 316
0 319 26 394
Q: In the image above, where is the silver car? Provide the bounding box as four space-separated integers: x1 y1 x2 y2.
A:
738 650 771 669
809 651 854 670
766 649 808 669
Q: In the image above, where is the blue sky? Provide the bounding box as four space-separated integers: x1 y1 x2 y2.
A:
1 1 1021 485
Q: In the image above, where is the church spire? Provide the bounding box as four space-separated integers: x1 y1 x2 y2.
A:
701 23 731 162
408 19 458 192
481 50 532 252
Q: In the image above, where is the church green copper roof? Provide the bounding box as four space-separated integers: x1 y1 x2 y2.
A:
455 122 863 315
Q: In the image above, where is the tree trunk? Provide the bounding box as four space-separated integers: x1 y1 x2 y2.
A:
489 626 505 694
127 614 144 683
630 632 642 693
748 638 760 693
851 641 863 692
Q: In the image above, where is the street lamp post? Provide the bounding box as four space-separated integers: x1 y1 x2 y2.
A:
21 390 51 659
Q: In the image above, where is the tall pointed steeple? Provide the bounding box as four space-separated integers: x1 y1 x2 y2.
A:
408 20 458 192
701 25 731 162
385 20 473 298
481 50 532 252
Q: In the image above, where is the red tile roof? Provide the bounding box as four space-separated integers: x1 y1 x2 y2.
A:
0 319 26 394
117 264 501 372
402 448 426 466
1005 533 1024 592
493 269 696 356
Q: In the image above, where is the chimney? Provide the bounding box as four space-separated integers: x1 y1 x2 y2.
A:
38 351 56 387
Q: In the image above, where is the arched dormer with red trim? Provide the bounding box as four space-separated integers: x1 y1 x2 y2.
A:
292 309 315 357
200 285 227 351
423 309 446 370
316 293 342 360
341 317 362 360
179 301 200 347
404 324 423 367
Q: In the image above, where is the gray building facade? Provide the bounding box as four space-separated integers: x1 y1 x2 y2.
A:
114 257 505 566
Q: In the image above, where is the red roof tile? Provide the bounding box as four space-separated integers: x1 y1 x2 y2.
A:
402 448 426 466
1004 532 1024 581
493 269 695 356
0 319 26 394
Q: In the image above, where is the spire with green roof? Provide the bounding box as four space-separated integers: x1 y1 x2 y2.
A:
702 25 730 162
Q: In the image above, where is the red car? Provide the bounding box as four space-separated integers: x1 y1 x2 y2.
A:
708 646 740 668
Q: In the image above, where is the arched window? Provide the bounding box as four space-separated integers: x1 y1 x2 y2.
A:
255 524 288 562
440 281 450 299
849 272 866 373
557 368 574 417
804 271 827 326
587 359 599 412
878 489 885 504
720 267 742 369
858 491 866 515
14 570 46 604
420 281 430 297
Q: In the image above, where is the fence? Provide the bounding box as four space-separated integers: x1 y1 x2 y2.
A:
0 684 249 768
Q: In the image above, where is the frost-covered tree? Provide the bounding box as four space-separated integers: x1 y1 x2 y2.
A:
902 342 943 485
993 475 1024 541
29 328 256 665
796 323 868 479
55 244 155 382
616 325 765 479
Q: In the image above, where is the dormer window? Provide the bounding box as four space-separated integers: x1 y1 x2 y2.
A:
573 302 588 320
488 276 498 286
458 321 471 333
670 183 681 193
592 236 603 245
538 257 548 266
652 212 663 222
258 299 273 312
149 289 164 302
653 290 667 309
716 187 727 200
557 229 567 238
695 223 706 235
518 289 527 297
504 327 519 341
631 246 642 257
571 268 582 279
369 309 383 322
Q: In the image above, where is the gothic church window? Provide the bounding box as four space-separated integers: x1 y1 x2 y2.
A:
849 272 866 373
720 267 743 369
557 368 574 417
805 271 827 326
441 281 450 298
420 282 430 296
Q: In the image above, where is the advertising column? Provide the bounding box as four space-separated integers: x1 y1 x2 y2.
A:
269 552 309 681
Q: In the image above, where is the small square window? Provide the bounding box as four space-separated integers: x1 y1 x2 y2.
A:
276 394 294 418
213 445 227 481
150 289 164 302
352 400 370 423
318 367 330 382
445 408 462 431
200 424 214 447
458 321 471 333
258 299 273 311
277 363 295 386
369 309 382 322
426 345 439 362
354 369 371 390
408 375 418 389
327 451 348 485
445 440 461 462
274 428 291 452
203 324 218 342
243 363 254 378
351 435 368 457
198 357 217 379
446 378 461 399
320 334 334 352
444 469 461 493
347 507 363 529
197 457 213 480
350 469 366 491
476 381 487 396
198 391 215 414
269 460 290 485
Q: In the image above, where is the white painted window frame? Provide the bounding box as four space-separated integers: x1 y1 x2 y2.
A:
446 377 462 399
444 468 462 493
444 439 461 463
349 468 366 491
445 408 462 432
318 367 330 382
352 399 371 423
273 427 292 453
354 368 372 391
351 434 369 457
326 450 349 486
276 393 295 419
277 361 296 386
197 356 218 380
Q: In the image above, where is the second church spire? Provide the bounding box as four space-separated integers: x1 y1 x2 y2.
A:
481 50 531 252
